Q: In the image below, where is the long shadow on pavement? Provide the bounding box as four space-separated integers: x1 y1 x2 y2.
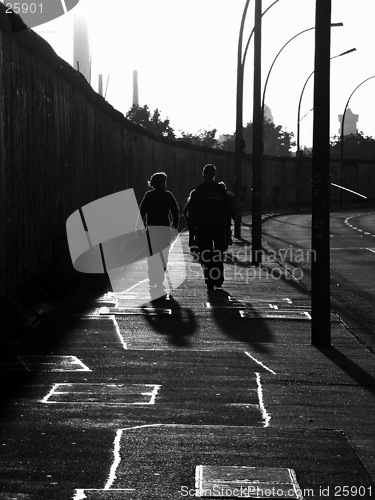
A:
206 288 274 354
316 346 375 396
141 295 198 347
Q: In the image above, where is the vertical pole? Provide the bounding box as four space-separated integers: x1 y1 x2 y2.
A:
311 0 331 345
234 0 251 239
251 0 262 265
339 109 346 207
234 49 244 239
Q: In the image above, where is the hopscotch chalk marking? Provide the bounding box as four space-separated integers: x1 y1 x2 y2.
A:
41 383 161 405
18 355 91 372
74 424 164 496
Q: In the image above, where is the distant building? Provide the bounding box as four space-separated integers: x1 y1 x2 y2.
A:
338 108 358 136
73 10 90 83
264 104 274 123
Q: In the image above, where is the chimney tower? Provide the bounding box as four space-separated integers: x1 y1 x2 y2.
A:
133 70 139 106
73 9 91 83
98 74 103 96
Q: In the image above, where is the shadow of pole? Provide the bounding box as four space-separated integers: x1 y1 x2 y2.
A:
316 346 375 396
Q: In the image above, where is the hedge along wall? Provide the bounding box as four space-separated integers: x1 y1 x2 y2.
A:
0 6 245 297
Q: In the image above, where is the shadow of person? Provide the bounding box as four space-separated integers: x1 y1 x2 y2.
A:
206 288 274 353
141 295 198 347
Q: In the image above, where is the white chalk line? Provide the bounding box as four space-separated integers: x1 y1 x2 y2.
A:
112 316 127 350
18 355 91 372
244 351 277 375
102 424 165 492
41 383 61 403
255 372 271 428
104 429 123 489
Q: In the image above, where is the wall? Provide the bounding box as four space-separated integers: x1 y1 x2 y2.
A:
0 6 241 297
0 5 374 300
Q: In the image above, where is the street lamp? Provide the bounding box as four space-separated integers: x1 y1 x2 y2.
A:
242 0 280 69
234 0 251 239
261 23 343 123
234 0 280 238
297 48 356 154
339 75 375 206
340 75 375 167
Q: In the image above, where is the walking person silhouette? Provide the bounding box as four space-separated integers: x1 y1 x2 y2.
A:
139 172 179 295
188 164 232 291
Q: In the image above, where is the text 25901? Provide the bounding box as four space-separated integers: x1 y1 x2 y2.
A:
334 486 372 497
4 2 43 14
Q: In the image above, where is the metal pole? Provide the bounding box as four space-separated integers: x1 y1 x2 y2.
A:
251 0 262 265
234 0 251 239
234 0 280 239
311 0 332 346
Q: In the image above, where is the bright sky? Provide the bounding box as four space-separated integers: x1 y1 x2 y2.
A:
34 0 375 150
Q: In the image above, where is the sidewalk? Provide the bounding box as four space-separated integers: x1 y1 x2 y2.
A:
172 215 375 482
1 214 374 499
78 214 374 495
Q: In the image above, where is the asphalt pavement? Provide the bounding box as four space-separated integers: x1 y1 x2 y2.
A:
0 214 374 500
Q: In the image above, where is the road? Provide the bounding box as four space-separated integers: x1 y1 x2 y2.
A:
262 208 375 349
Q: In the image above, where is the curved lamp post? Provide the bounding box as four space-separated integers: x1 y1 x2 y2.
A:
234 0 251 238
242 0 280 67
234 0 280 238
261 23 343 122
297 48 356 153
340 75 375 164
339 75 375 206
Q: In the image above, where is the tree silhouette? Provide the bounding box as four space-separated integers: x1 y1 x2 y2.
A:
126 105 175 138
220 120 295 156
330 132 375 160
178 129 219 148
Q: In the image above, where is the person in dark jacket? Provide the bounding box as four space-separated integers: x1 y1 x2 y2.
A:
188 164 231 291
139 172 179 291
